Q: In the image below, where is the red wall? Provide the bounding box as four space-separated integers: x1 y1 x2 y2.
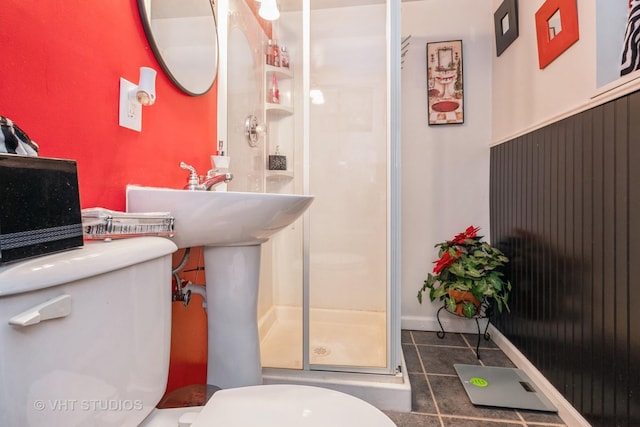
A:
2 0 272 395
0 1 217 211
1 0 218 392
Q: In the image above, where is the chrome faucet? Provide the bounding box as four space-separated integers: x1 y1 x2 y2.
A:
180 162 233 191
201 171 233 190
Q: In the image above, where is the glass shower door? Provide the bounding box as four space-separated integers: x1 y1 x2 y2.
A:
227 0 401 377
306 1 391 372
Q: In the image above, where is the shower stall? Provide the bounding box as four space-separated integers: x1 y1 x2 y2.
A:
217 0 407 410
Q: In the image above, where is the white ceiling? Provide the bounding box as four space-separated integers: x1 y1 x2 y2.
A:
279 0 421 12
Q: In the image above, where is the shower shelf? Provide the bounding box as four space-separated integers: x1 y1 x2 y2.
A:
265 103 293 115
266 170 294 182
264 60 294 190
265 64 293 116
265 64 293 79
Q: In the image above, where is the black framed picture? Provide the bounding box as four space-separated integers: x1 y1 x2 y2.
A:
494 0 519 57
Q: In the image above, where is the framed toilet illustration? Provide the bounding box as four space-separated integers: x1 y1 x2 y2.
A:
426 40 464 125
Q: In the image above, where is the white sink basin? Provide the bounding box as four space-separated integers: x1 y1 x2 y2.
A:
126 185 314 248
126 184 314 389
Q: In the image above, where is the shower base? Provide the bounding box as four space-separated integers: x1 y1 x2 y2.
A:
259 305 386 369
258 305 412 412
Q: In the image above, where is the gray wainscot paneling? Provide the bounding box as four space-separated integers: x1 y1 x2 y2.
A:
490 90 640 427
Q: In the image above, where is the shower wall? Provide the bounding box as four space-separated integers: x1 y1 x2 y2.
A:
226 0 266 195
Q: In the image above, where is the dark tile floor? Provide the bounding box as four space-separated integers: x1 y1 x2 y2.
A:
382 330 568 427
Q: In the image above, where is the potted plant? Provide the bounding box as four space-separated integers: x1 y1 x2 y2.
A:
417 226 511 318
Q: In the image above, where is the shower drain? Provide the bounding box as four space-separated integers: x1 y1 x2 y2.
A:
312 346 331 357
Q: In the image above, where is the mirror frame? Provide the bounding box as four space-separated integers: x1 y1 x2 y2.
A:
534 0 579 69
137 0 219 96
493 0 519 57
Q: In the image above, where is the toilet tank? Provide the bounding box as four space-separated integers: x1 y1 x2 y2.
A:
0 237 177 427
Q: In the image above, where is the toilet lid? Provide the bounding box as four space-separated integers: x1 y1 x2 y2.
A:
190 384 396 427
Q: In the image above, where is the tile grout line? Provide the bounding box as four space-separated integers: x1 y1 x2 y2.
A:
460 332 487 364
439 413 527 426
415 343 500 349
410 330 446 427
413 340 503 351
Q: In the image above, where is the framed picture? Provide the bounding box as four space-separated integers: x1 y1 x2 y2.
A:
535 0 580 69
426 40 464 125
494 0 519 57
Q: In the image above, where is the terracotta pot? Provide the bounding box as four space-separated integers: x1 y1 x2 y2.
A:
447 290 481 316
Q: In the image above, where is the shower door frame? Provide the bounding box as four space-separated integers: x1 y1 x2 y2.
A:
300 0 402 377
218 0 402 377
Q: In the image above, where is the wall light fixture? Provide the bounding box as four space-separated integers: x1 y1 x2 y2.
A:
259 0 280 21
119 67 157 132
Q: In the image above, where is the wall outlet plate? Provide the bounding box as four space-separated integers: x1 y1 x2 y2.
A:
119 78 141 132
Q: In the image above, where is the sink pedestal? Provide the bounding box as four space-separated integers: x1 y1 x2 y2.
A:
204 245 262 389
125 186 314 389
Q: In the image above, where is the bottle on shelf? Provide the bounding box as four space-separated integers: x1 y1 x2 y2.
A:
272 39 280 67
280 45 290 69
269 75 280 104
266 39 275 66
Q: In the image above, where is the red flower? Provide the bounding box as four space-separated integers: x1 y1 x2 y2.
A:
452 225 480 244
433 249 461 274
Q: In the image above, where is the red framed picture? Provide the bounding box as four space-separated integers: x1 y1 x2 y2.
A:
535 0 579 69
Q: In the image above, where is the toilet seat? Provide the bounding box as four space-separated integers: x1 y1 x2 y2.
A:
189 384 396 427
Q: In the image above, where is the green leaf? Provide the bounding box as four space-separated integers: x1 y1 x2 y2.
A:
431 285 447 300
449 263 465 277
462 302 476 318
445 297 457 313
473 281 488 297
465 267 482 278
472 249 488 258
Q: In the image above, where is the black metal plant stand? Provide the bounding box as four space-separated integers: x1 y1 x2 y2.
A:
436 300 492 359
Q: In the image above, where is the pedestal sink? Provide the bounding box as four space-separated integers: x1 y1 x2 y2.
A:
126 185 314 389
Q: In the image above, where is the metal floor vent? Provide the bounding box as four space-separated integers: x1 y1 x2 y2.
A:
312 346 331 357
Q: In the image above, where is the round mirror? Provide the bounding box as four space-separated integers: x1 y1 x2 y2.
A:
138 0 218 96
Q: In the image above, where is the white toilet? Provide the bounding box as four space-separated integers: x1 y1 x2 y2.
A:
0 237 396 426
